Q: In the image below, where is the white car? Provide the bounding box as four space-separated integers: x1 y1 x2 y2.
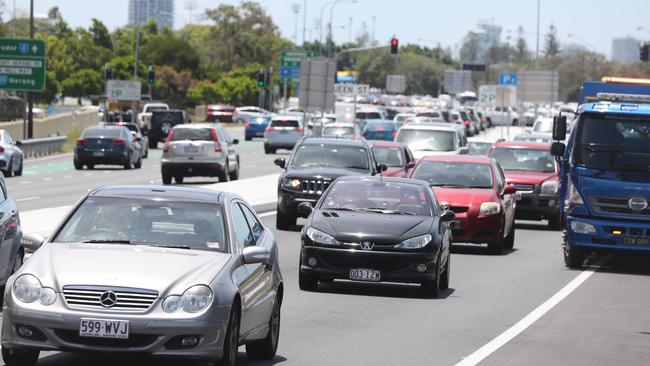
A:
486 106 520 126
137 103 169 132
531 117 554 134
395 124 467 159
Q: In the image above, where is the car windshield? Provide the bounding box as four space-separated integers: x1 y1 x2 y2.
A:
489 147 555 173
468 141 492 155
396 129 456 152
147 106 168 112
53 197 228 252
321 180 431 216
356 112 381 119
574 115 650 172
412 161 494 188
83 128 121 138
533 119 554 133
291 144 369 170
322 126 354 138
372 146 404 167
170 128 213 141
272 120 300 128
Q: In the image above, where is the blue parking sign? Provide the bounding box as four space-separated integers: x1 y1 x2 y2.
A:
499 72 518 86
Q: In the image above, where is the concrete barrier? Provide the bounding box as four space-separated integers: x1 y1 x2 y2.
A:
1 107 100 139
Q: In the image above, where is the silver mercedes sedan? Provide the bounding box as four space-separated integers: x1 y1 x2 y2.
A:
2 185 283 366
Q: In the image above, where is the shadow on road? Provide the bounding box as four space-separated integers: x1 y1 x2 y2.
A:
514 221 558 232
314 280 455 300
451 244 518 257
585 254 650 277
36 351 288 366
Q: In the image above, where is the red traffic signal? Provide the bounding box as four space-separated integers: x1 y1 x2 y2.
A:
390 38 399 54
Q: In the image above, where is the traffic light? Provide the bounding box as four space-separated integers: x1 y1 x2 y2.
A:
257 69 266 87
390 37 399 55
147 66 155 85
641 44 650 62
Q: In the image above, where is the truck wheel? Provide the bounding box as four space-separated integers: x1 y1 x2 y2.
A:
162 173 172 185
564 245 586 269
148 138 157 149
548 213 562 230
276 211 296 230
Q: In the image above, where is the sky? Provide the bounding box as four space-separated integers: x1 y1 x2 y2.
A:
7 0 650 57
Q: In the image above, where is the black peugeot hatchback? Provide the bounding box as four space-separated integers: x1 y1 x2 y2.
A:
297 176 455 298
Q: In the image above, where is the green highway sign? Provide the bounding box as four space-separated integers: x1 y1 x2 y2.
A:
0 38 46 92
280 50 319 81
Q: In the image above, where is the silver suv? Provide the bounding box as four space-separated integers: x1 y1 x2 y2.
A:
161 124 240 184
264 116 304 154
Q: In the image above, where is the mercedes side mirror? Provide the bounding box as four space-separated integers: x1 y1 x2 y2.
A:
503 184 518 195
242 246 270 265
21 233 45 252
297 202 314 218
552 115 567 141
274 158 286 169
551 142 566 157
440 210 456 222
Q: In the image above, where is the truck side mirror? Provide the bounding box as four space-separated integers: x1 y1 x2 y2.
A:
552 115 567 141
551 142 566 157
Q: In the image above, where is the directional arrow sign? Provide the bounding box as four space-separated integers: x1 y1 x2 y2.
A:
0 38 46 92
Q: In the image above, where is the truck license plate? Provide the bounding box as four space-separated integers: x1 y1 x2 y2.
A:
623 237 649 246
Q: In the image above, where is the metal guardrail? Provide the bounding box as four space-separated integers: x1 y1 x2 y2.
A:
19 136 67 159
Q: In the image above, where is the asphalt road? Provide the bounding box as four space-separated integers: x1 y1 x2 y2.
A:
5 110 648 365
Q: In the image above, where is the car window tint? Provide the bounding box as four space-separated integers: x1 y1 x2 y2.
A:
272 120 300 128
170 128 214 142
231 203 255 251
83 128 121 138
239 203 264 244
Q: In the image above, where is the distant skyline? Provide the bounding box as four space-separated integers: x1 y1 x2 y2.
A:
6 0 650 58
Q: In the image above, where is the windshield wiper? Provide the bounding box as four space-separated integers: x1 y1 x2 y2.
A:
358 208 416 215
344 166 368 170
430 184 464 188
82 239 134 244
146 243 193 250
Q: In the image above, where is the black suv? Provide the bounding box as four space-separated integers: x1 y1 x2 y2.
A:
274 137 382 230
148 110 190 148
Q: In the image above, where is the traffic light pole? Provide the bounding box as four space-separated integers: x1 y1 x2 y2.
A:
27 0 34 138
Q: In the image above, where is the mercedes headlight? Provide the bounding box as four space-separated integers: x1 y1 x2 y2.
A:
394 234 432 249
306 227 340 246
163 285 213 314
281 178 301 189
13 274 57 306
540 178 560 195
479 202 501 216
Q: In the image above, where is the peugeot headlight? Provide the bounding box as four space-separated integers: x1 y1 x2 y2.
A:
540 178 560 195
163 285 213 314
306 227 340 246
479 202 501 216
394 234 432 249
281 178 302 189
13 274 57 306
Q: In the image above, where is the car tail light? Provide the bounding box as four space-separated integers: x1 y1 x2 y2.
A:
211 128 222 152
112 139 125 145
244 123 251 127
76 139 87 145
0 146 5 153
391 130 397 138
463 120 470 126
163 129 175 152
296 127 304 132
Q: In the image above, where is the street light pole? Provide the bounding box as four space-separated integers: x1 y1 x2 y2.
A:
319 1 334 55
27 0 34 138
535 0 540 70
302 0 307 46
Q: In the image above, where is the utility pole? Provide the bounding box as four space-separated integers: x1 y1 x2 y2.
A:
535 0 540 70
348 17 353 44
302 0 307 46
132 28 141 122
27 0 34 138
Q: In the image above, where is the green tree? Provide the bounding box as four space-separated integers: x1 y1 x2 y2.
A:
515 26 529 62
61 69 103 101
34 71 60 104
141 33 200 72
545 24 560 58
90 18 113 50
188 80 220 105
460 32 482 63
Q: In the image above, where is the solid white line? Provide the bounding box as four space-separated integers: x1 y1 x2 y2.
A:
258 211 277 218
16 196 40 202
42 177 53 181
455 266 600 366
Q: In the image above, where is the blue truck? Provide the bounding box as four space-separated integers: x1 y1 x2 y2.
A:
552 77 650 268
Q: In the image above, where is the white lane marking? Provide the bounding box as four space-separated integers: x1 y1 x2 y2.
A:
64 175 72 179
16 196 40 202
243 164 258 169
43 177 53 181
19 181 31 184
455 265 600 366
258 211 277 218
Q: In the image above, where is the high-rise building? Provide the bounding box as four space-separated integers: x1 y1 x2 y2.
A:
611 37 639 64
128 0 174 29
459 20 502 63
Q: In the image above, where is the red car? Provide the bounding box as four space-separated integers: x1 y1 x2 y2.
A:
369 140 417 177
205 104 235 122
486 141 561 229
411 155 517 254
